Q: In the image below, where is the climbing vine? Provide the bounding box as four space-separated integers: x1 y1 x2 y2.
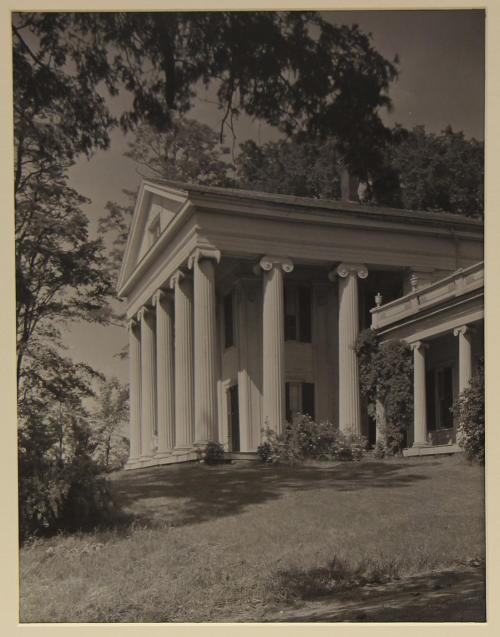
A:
356 329 413 454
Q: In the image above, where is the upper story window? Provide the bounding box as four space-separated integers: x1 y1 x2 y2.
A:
148 215 161 247
224 292 234 349
284 283 312 343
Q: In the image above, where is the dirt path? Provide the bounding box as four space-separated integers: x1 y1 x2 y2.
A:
229 566 486 623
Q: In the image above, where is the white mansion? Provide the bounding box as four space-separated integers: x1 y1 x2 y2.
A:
117 180 484 469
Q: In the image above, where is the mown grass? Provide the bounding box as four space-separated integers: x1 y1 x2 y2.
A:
19 454 485 623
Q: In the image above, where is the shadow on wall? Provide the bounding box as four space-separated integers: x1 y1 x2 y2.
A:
110 460 433 529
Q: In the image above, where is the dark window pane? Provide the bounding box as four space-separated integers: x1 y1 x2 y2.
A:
229 384 240 452
285 314 297 341
298 286 312 342
426 370 436 431
224 293 234 348
285 382 291 423
302 383 315 420
440 367 454 428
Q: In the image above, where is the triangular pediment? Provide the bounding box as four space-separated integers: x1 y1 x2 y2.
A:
117 180 190 295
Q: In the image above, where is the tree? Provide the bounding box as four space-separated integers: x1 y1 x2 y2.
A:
91 378 129 472
13 14 119 537
235 125 484 218
13 14 116 390
372 125 484 217
15 12 397 172
236 135 342 199
125 118 234 184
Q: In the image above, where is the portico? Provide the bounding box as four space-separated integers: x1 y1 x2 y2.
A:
371 262 484 455
117 180 483 468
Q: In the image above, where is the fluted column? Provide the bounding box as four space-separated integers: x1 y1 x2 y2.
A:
188 247 221 444
411 341 429 447
153 290 175 455
127 318 141 462
170 270 194 449
454 325 473 393
329 263 368 435
138 306 156 457
259 256 294 434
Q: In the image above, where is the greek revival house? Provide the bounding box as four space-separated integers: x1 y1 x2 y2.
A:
117 180 484 469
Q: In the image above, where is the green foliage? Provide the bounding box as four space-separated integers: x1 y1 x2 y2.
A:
91 377 129 472
373 125 484 218
125 118 235 185
454 360 485 463
235 125 483 219
18 413 116 541
196 441 226 465
356 329 413 453
236 136 342 198
257 417 367 464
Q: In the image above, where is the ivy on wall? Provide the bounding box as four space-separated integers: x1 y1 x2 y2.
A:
356 329 413 453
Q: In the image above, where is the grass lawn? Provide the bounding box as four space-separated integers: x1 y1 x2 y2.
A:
19 454 485 623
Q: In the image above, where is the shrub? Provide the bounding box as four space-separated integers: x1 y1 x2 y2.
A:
454 360 485 463
196 441 226 465
257 417 367 464
18 415 117 541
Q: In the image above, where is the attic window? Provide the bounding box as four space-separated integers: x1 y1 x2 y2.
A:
148 215 161 247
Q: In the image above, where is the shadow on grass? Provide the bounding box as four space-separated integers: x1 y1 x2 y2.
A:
109 459 433 530
264 564 486 622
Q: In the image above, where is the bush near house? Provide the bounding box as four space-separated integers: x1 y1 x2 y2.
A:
454 359 485 463
196 442 226 465
257 416 368 464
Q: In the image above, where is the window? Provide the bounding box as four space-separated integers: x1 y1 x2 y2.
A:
223 292 234 348
285 382 315 422
148 215 161 247
284 284 312 342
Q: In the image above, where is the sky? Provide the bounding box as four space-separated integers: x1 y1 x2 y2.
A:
62 9 485 386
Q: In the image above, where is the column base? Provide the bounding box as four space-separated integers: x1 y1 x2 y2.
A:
412 441 431 448
124 450 198 469
403 444 462 457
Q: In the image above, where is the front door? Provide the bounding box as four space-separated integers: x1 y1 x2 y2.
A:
228 384 240 452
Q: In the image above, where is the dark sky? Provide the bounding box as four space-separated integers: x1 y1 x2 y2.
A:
64 9 486 382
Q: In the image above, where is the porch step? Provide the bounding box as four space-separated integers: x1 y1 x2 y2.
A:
403 444 462 457
227 452 259 461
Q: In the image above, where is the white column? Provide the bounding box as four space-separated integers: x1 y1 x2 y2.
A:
411 341 429 447
259 256 294 434
127 318 141 462
153 290 175 455
236 282 252 452
138 306 156 457
329 263 368 435
170 270 194 449
454 325 473 392
188 248 221 445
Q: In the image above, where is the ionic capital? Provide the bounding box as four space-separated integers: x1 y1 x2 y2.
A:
328 263 368 282
137 306 152 322
257 255 294 274
152 289 172 307
127 318 138 333
454 325 474 337
169 270 185 290
410 340 429 352
187 247 221 270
